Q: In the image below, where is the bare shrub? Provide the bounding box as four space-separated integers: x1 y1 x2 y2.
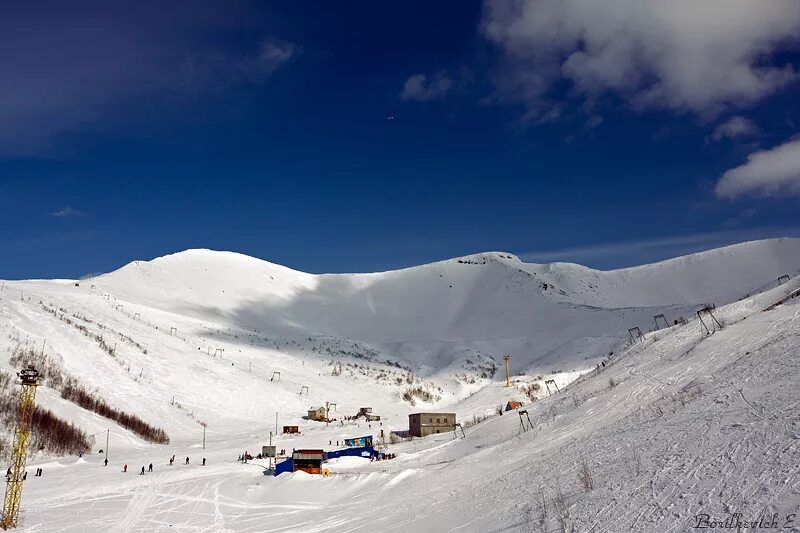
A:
61 379 169 444
608 377 617 389
0 370 92 458
537 486 548 530
401 386 440 405
462 413 489 429
553 483 569 533
521 382 541 401
30 406 93 455
578 459 594 491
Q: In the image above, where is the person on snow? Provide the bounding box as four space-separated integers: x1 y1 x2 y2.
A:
148 463 153 472
140 466 145 475
123 464 128 473
104 458 108 467
185 457 189 465
169 457 174 466
22 472 27 481
202 458 206 466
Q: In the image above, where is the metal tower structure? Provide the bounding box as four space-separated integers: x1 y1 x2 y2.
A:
1 365 40 529
503 355 511 387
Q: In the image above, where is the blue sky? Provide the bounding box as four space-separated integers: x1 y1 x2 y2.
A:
2 1 800 279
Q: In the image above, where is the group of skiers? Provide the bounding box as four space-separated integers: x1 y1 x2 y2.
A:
5 467 43 481
369 453 396 462
116 455 207 475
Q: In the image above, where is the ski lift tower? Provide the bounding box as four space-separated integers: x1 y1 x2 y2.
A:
1 365 41 529
503 355 511 387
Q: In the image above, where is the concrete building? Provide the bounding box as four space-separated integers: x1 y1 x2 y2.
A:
409 412 456 437
307 406 327 421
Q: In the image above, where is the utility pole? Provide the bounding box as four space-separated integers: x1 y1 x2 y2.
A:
504 355 511 387
201 422 207 450
275 412 278 436
269 431 273 471
105 430 109 462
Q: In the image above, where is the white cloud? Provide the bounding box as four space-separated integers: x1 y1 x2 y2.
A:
710 116 760 142
481 0 800 117
400 72 455 102
240 41 298 82
48 207 86 218
716 138 800 198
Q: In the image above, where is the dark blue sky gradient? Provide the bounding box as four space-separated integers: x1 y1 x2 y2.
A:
1 1 799 278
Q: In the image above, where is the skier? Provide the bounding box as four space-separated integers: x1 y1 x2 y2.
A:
104 458 108 467
123 464 128 473
140 466 145 475
148 463 153 472
202 458 206 466
185 457 189 465
169 457 174 466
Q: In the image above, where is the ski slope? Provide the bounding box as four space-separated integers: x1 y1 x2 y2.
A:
0 238 798 531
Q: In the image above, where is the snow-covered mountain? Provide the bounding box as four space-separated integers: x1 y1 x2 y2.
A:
0 237 798 532
88 237 800 373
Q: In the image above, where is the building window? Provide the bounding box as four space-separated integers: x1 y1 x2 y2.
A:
429 418 433 423
436 418 440 423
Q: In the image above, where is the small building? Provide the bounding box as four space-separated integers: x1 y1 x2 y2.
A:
283 425 300 434
365 413 381 422
505 401 524 411
357 407 372 417
409 412 456 437
308 406 327 421
292 449 325 475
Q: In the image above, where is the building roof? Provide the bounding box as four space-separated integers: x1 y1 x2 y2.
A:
409 412 456 417
309 406 323 411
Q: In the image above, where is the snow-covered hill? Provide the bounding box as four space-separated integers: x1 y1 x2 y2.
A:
0 237 798 531
88 237 800 374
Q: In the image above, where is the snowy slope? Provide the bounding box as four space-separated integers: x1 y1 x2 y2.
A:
0 238 798 531
85 238 800 374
